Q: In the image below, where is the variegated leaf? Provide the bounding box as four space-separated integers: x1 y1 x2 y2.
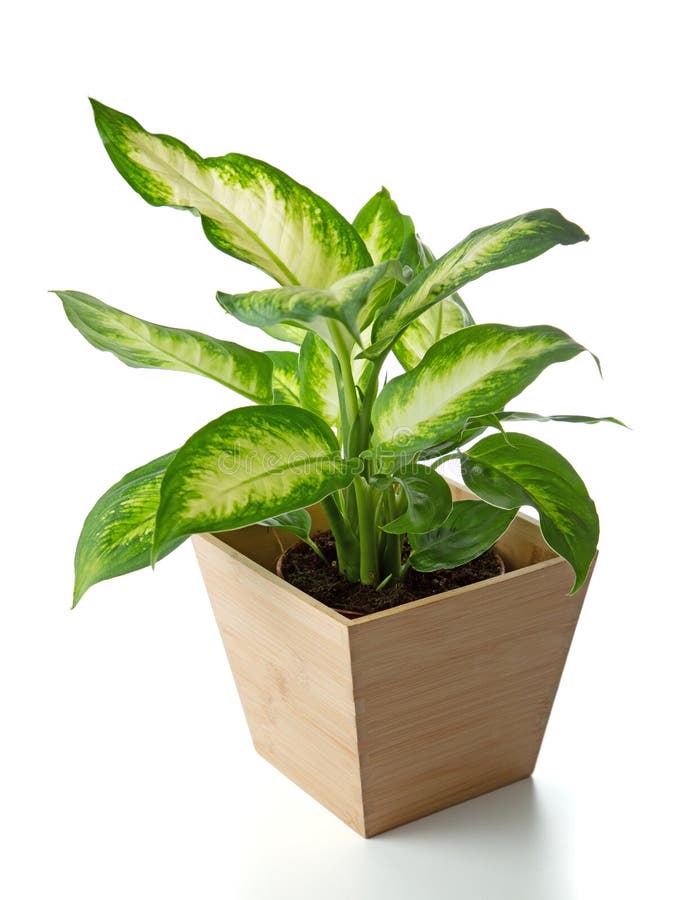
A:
371 324 588 457
298 333 340 426
55 291 273 402
461 433 599 593
216 259 406 353
264 350 300 405
73 451 185 605
409 500 516 572
393 295 471 370
373 464 452 534
353 187 420 268
365 208 588 357
91 99 371 287
152 406 359 560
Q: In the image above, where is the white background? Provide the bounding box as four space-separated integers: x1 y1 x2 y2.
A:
2 1 696 897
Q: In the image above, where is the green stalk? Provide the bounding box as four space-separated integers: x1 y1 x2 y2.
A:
354 475 379 585
380 485 403 583
321 495 360 581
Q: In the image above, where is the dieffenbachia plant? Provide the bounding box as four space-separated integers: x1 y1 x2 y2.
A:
59 100 620 607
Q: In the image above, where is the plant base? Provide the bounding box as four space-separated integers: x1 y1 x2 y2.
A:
193 483 593 837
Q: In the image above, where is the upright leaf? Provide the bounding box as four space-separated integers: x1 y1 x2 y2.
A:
461 432 599 592
353 187 420 268
365 208 588 357
409 500 516 572
393 295 471 370
153 406 359 560
264 350 301 405
90 99 371 287
73 451 185 605
55 291 273 402
372 323 589 457
298 333 340 426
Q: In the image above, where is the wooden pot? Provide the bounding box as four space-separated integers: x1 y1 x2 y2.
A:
192 481 594 838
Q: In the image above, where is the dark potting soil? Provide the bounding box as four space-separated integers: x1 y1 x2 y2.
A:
279 530 504 618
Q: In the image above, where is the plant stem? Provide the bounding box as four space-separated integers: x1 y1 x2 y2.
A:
380 485 403 582
353 475 379 585
321 495 360 581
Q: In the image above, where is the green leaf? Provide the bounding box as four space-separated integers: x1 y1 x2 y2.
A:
261 322 307 346
353 187 420 268
372 323 589 457
216 259 407 353
55 290 273 403
258 508 313 541
90 99 371 287
373 464 452 534
409 500 516 572
393 295 472 370
264 350 300 405
461 432 599 593
298 333 340 426
73 451 185 605
152 406 359 561
364 208 588 358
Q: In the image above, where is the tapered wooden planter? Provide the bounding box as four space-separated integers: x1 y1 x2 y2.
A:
193 482 593 838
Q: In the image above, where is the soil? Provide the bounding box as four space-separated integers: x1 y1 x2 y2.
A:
278 530 504 618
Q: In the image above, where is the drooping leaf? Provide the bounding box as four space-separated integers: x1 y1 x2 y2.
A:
261 322 307 346
73 451 185 605
298 333 340 426
216 259 407 353
264 350 300 405
258 509 313 541
364 208 589 358
461 432 599 592
372 323 589 457
373 464 452 534
409 500 516 572
152 406 359 561
55 290 273 402
90 99 371 287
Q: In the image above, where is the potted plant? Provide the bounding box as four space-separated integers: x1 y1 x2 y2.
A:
57 100 620 837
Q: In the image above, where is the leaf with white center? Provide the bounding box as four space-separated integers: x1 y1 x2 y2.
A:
393 295 472 369
409 500 516 572
364 208 588 358
152 406 358 560
264 350 300 405
299 333 340 426
373 464 452 534
372 323 589 457
73 451 185 606
216 259 406 353
55 290 273 402
91 99 371 287
461 433 598 593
